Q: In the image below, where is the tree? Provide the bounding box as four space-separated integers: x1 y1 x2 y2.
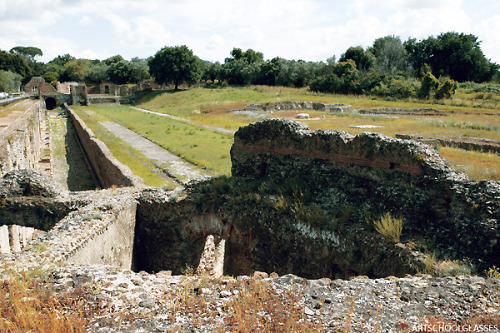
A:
59 59 92 82
0 70 22 92
371 36 411 75
418 71 439 99
10 46 43 63
104 55 125 66
130 57 150 83
0 50 32 82
86 62 109 84
148 45 202 90
405 32 497 82
339 46 375 72
107 60 133 84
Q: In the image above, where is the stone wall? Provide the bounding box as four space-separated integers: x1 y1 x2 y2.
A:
396 134 500 154
238 101 352 113
65 104 144 188
230 119 500 269
66 199 137 269
0 100 43 175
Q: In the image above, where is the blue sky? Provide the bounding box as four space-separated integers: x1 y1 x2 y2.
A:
1 0 499 64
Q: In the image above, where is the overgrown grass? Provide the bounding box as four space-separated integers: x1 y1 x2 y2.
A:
0 271 100 332
71 106 177 188
438 147 500 181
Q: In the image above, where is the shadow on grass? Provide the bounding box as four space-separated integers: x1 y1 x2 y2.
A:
134 89 187 105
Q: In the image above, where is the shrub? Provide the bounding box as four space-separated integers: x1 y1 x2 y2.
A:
371 212 403 243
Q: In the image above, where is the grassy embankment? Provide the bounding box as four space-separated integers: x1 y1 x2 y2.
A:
81 85 499 181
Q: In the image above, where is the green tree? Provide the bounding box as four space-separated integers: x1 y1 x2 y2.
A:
86 62 109 84
435 78 459 99
148 45 202 90
0 70 22 92
10 46 45 76
60 59 92 82
107 60 133 84
0 50 32 82
339 46 375 72
42 71 59 87
222 48 264 85
371 36 411 75
130 57 150 82
418 71 439 98
104 55 125 66
9 46 43 63
405 32 497 82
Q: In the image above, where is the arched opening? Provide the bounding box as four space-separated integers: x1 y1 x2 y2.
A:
45 97 57 110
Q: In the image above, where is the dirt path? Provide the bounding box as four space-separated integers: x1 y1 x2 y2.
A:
131 107 235 135
100 121 209 185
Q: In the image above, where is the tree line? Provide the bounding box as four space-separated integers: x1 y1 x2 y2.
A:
1 32 498 99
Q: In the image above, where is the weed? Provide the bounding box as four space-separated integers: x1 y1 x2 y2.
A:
485 266 500 278
99 203 114 211
82 213 102 221
371 212 403 243
0 272 104 332
32 241 48 252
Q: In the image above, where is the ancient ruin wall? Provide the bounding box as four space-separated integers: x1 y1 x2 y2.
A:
65 104 144 188
231 119 500 268
66 199 137 269
0 100 43 175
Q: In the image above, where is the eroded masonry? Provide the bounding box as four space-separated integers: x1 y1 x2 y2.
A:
0 98 499 280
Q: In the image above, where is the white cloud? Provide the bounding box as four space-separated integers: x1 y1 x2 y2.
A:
106 15 171 48
473 15 500 63
1 0 499 65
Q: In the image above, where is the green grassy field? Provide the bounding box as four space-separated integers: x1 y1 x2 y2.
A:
76 85 499 182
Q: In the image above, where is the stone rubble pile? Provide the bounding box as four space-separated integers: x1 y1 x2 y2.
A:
43 265 500 332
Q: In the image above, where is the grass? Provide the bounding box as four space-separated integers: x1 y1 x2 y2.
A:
438 147 500 181
0 271 100 332
73 105 234 175
370 212 403 243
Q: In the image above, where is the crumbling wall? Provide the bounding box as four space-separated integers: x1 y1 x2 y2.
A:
231 119 500 269
0 100 43 175
65 104 144 188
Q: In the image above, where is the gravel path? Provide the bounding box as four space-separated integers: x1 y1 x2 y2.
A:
100 121 209 185
131 106 235 134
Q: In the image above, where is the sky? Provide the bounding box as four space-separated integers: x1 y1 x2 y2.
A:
1 0 499 65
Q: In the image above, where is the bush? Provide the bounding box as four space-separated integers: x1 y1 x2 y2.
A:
371 212 403 243
370 75 419 98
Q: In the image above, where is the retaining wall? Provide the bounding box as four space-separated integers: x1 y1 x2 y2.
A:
65 104 144 188
0 100 43 175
